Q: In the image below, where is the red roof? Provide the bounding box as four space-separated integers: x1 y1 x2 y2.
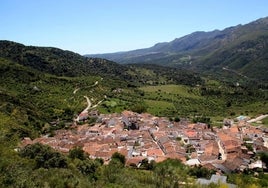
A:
147 148 164 157
185 130 197 138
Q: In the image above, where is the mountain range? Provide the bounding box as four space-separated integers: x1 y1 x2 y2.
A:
87 17 268 83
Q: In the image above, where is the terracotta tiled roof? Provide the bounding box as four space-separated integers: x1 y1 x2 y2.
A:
95 151 112 160
199 155 218 162
222 157 244 171
202 163 219 172
118 148 128 156
184 129 197 138
126 156 145 166
147 148 164 157
166 152 186 162
229 126 239 134
122 110 136 117
155 156 167 163
223 140 241 153
243 126 262 135
24 110 267 170
204 141 219 156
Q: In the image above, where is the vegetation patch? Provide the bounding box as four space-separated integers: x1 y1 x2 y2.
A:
140 84 200 99
144 99 175 116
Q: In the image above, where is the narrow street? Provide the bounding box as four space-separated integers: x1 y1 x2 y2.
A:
217 140 227 161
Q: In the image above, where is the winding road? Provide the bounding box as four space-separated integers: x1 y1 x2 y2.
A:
74 79 105 122
73 81 99 95
83 96 92 113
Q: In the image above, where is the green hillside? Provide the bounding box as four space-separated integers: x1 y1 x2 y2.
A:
1 41 268 187
0 41 204 137
1 40 267 135
0 40 131 78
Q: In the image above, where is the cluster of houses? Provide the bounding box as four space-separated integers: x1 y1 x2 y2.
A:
22 110 268 174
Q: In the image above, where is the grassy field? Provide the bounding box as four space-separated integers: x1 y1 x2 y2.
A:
140 84 200 98
136 84 268 124
144 99 176 116
139 84 221 118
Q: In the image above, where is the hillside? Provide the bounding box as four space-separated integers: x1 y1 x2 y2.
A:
1 40 267 128
0 40 203 87
0 41 205 137
1 41 267 131
88 17 268 83
0 42 209 187
0 40 130 78
1 41 268 187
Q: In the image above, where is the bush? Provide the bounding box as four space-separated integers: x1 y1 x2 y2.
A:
20 143 67 169
130 103 147 113
189 165 215 178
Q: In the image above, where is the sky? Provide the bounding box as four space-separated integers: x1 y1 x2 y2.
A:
1 0 268 55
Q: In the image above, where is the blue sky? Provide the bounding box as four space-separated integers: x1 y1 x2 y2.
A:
1 0 268 54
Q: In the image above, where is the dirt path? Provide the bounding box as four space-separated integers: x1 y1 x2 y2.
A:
74 79 105 122
247 114 268 123
73 88 80 94
73 80 99 95
82 96 92 113
222 67 248 79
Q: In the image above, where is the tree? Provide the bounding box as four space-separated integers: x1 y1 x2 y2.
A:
189 165 215 178
111 152 126 165
174 116 180 122
153 159 190 187
103 159 123 183
259 152 268 165
76 159 101 180
68 146 87 160
140 159 156 170
193 116 211 124
20 143 67 169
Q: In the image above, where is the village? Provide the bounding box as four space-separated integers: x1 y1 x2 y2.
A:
22 110 268 174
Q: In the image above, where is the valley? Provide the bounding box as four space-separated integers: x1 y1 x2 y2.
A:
2 0 268 186
1 20 268 187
